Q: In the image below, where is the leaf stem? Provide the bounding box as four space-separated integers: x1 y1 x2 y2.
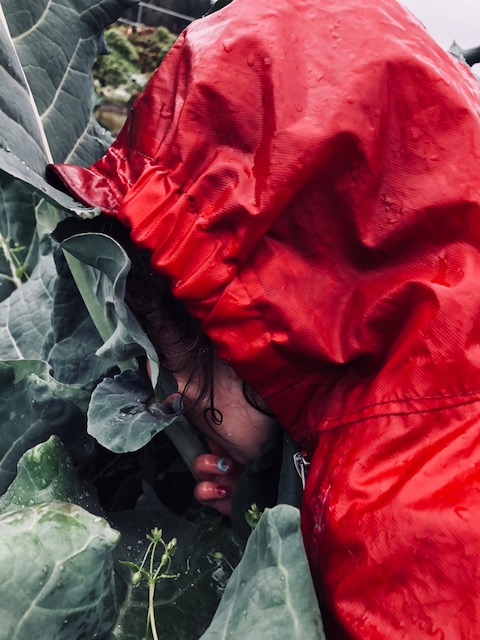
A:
0 234 23 288
148 579 159 640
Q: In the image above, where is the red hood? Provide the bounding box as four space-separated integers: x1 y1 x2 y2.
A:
48 0 480 453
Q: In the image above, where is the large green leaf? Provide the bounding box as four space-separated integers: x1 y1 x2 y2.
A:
0 193 111 383
88 369 180 453
200 505 325 640
0 436 118 639
0 252 56 360
0 501 120 640
47 245 118 388
0 360 89 493
88 368 206 473
0 0 138 213
57 227 161 383
0 435 88 514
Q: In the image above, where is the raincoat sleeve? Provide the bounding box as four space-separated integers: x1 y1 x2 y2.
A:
47 0 480 637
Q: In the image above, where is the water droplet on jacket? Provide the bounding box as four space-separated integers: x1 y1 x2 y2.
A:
346 96 356 104
432 252 450 287
246 53 255 67
410 126 422 142
223 40 234 53
262 57 272 70
454 506 469 520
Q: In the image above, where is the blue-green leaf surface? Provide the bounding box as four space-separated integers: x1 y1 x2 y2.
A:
0 501 120 640
88 369 180 453
0 0 138 212
0 435 87 514
59 231 161 384
0 360 89 493
200 505 325 640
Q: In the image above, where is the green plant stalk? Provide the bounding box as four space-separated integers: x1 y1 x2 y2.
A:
148 540 161 640
122 529 176 640
148 579 159 640
164 421 206 475
0 234 24 288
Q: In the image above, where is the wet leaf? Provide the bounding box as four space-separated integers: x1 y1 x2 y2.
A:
200 505 325 640
0 360 89 493
88 369 181 453
0 501 119 640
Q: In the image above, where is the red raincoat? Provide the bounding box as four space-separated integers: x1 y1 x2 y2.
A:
49 0 480 636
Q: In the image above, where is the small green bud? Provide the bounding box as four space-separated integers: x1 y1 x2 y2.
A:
132 571 142 585
166 537 177 552
245 503 263 530
213 552 224 561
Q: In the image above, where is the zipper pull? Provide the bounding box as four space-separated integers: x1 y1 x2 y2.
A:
293 451 310 490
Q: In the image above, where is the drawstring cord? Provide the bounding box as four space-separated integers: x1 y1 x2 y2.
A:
293 451 310 490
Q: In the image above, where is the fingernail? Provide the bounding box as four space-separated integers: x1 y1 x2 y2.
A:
216 485 229 498
216 458 231 473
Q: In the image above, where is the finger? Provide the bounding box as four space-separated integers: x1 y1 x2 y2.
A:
192 454 233 479
194 481 232 516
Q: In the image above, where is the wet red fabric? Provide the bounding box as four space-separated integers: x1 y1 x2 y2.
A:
48 0 480 636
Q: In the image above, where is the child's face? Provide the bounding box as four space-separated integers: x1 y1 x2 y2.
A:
174 359 276 466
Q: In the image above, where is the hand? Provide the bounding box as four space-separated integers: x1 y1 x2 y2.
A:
191 441 243 516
